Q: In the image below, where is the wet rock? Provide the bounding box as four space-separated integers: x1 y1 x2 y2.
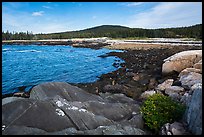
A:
162 50 202 74
179 72 202 89
103 84 124 93
125 72 135 77
138 79 149 86
183 83 202 135
112 62 120 68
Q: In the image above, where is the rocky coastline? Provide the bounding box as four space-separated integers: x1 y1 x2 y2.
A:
2 39 202 135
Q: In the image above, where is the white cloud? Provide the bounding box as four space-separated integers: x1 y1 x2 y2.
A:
32 11 44 16
3 10 73 34
126 2 202 28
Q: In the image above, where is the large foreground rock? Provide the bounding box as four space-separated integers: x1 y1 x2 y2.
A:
162 50 202 74
183 83 202 135
2 82 145 135
30 82 104 102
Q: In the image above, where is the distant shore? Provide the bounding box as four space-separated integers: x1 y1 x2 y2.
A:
2 37 202 52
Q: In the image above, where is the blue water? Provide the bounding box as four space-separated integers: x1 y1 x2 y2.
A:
2 45 124 95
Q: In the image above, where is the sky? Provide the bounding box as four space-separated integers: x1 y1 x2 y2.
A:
2 2 202 34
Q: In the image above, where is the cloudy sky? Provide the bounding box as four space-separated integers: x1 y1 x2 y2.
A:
2 2 202 34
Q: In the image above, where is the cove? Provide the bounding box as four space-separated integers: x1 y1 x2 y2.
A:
2 45 124 95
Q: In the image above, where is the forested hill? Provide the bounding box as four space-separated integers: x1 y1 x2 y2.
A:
2 24 202 40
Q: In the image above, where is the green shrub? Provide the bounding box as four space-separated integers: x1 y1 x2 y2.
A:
140 93 186 133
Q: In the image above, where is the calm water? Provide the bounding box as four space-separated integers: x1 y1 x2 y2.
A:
2 45 124 95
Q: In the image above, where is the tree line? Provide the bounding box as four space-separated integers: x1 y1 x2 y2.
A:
2 24 202 40
2 31 36 40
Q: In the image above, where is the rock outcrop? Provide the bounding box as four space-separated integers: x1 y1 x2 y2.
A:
183 83 202 135
2 82 145 135
162 50 202 74
159 50 202 135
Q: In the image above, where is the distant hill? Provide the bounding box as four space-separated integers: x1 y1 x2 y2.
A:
36 24 202 40
2 24 202 40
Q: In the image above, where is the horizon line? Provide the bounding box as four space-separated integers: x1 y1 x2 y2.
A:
2 23 202 35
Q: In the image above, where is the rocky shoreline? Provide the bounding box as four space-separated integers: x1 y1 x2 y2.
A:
74 45 202 101
2 39 202 135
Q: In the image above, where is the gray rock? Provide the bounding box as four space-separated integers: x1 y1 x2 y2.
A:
2 97 24 105
165 86 185 101
101 124 145 135
160 122 188 135
179 72 202 89
3 82 145 135
45 127 78 135
53 100 113 131
183 83 202 135
127 114 144 129
83 124 146 135
2 99 75 132
170 122 187 135
83 100 138 121
165 86 185 95
100 93 137 104
156 79 174 91
2 125 47 135
30 82 104 102
168 93 181 101
180 93 191 106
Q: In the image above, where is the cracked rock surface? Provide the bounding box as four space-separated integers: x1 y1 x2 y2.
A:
2 82 145 135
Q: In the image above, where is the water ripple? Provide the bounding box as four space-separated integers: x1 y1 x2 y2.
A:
2 45 124 95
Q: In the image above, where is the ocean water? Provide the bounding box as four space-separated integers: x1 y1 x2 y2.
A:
2 45 124 95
